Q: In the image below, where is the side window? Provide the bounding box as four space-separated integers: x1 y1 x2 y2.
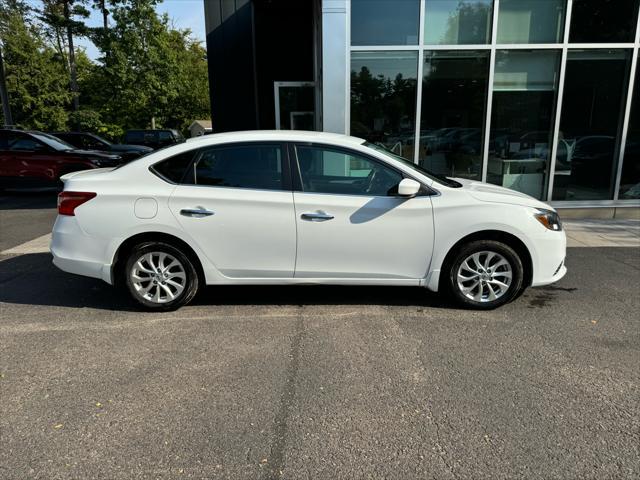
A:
295 145 403 196
158 131 173 143
83 136 104 150
151 150 196 183
9 135 46 151
0 132 12 150
194 144 284 190
127 131 144 143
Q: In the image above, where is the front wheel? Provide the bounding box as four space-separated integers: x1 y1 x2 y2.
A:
446 240 524 310
123 242 199 311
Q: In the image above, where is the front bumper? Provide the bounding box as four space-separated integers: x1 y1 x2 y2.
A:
530 230 567 287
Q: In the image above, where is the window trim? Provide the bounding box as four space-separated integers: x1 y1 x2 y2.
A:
289 141 436 197
149 141 293 192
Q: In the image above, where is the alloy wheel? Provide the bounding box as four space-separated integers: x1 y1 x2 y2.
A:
130 252 186 304
456 250 513 303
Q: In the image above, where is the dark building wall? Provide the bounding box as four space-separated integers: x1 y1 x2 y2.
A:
205 0 258 132
204 0 314 132
253 0 315 129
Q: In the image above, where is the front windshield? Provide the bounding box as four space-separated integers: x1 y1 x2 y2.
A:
364 141 462 188
31 132 75 151
90 134 112 146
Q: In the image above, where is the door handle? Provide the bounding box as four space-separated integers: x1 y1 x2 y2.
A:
180 207 214 218
301 212 334 222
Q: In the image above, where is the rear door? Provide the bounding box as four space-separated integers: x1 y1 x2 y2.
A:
7 134 57 186
291 143 434 280
166 142 297 278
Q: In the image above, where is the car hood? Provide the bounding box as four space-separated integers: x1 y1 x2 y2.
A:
109 144 153 153
452 177 554 211
68 149 121 160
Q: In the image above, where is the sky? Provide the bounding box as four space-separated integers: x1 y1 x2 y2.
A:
27 0 207 61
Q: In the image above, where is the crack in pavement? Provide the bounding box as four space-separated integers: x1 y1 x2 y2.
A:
263 310 305 479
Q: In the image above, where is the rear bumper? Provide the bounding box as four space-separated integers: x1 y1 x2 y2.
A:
50 216 113 284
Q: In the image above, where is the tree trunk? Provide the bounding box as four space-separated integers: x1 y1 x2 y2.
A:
0 46 14 127
100 0 107 30
63 0 79 112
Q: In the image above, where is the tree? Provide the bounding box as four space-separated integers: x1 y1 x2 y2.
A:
0 0 71 129
40 0 90 112
90 0 209 131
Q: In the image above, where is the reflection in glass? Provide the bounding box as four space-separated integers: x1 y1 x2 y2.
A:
424 0 493 45
351 0 420 46
497 0 566 44
418 51 489 179
351 52 418 160
570 0 639 43
552 50 631 201
487 50 560 199
620 63 640 199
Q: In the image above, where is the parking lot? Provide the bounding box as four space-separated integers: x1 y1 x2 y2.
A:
1 192 639 479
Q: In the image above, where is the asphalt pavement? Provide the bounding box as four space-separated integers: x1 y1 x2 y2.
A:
1 192 639 479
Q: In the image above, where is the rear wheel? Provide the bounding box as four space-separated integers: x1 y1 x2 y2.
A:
123 242 199 311
446 240 524 310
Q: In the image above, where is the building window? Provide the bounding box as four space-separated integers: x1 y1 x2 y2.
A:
350 51 418 160
569 0 639 44
552 50 632 201
487 50 561 199
418 50 490 179
620 64 640 200
424 0 493 45
497 0 566 44
351 0 420 46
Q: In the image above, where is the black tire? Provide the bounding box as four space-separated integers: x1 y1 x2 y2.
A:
445 240 524 310
123 241 199 311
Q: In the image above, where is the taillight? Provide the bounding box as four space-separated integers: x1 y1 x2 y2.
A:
57 191 97 216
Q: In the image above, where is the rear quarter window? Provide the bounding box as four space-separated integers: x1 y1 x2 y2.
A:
151 150 196 183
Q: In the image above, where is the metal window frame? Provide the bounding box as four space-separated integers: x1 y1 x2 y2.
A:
344 0 640 205
613 11 640 201
274 81 316 130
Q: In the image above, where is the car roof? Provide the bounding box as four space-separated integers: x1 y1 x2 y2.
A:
183 130 366 147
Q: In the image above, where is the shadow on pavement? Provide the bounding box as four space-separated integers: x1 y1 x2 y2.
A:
0 252 452 311
0 191 58 210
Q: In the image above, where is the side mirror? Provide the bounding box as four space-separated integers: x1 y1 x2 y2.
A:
398 178 421 197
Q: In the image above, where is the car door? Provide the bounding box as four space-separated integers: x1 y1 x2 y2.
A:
291 143 434 280
8 134 57 186
167 142 297 278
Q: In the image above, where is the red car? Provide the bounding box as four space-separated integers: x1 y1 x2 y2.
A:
0 129 123 190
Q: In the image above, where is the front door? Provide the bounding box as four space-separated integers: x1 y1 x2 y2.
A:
168 142 297 278
291 143 434 279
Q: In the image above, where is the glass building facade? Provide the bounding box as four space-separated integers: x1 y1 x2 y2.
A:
347 0 640 204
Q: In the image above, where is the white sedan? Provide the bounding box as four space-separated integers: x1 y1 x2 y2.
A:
51 131 566 311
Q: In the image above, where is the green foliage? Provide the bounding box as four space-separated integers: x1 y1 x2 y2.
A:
0 0 210 134
68 108 101 130
0 0 72 129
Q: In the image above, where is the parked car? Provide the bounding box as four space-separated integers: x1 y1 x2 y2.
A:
123 129 185 150
51 132 153 162
0 129 123 190
51 131 566 311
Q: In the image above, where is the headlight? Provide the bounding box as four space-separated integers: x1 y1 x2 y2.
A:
534 209 563 231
